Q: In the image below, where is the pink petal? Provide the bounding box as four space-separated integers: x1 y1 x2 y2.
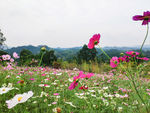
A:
133 15 143 21
142 20 148 25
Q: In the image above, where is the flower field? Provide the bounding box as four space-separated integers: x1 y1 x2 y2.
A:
0 65 150 113
0 11 150 113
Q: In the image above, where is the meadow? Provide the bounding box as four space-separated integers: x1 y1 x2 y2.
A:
0 11 150 113
0 64 150 113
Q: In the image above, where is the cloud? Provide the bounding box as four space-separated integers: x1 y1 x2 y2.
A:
0 0 150 47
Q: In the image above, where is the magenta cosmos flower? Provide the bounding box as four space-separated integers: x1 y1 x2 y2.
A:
68 81 78 90
110 57 119 68
136 57 149 61
133 11 150 25
125 51 139 57
88 34 100 49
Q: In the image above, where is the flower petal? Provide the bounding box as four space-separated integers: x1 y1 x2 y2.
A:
142 20 148 25
133 15 144 20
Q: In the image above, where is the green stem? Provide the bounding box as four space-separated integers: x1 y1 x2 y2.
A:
140 24 149 54
119 62 149 113
38 52 45 67
130 74 149 113
98 45 111 60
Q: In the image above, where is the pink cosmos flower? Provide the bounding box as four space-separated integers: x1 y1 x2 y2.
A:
13 52 19 59
2 55 7 60
73 71 83 81
30 78 35 81
133 11 150 25
41 74 46 76
122 55 130 62
125 51 139 57
146 89 150 92
78 71 94 79
118 57 126 62
86 73 94 78
110 57 119 68
68 81 78 90
2 55 11 60
53 93 59 96
52 102 57 104
136 57 149 61
88 34 100 49
6 63 13 70
79 86 88 90
10 58 14 62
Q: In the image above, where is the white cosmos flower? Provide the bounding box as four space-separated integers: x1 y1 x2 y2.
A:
0 87 13 95
103 93 108 97
103 87 108 90
6 91 33 109
118 107 123 112
0 84 18 95
7 83 13 88
68 78 73 82
56 73 62 76
2 83 7 87
39 84 44 87
91 94 96 97
115 94 120 98
98 90 104 94
65 102 76 108
88 90 95 93
51 82 57 85
16 76 20 79
76 95 87 99
40 91 48 97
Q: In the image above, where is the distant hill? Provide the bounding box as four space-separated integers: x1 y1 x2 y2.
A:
4 45 150 60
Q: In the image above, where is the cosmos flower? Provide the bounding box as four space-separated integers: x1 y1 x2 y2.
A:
79 71 94 79
30 78 35 81
10 58 14 62
88 33 100 49
136 57 149 61
133 11 150 25
13 52 20 59
53 93 59 96
65 102 76 108
6 91 33 109
0 87 14 95
2 54 11 61
110 57 119 68
79 86 88 90
125 51 140 57
68 81 78 90
118 57 126 62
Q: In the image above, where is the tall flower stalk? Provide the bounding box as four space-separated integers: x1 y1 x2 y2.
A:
132 11 150 113
38 47 46 67
140 24 149 53
88 31 149 112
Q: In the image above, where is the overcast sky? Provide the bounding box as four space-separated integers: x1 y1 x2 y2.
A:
0 0 150 48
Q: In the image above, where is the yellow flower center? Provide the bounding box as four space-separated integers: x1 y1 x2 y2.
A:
144 16 150 20
18 97 23 102
94 41 98 45
2 89 5 91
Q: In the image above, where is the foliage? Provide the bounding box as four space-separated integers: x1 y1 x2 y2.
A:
19 49 35 66
42 50 57 66
77 44 98 64
0 50 8 56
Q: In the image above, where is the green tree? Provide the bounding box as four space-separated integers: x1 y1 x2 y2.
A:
77 44 97 64
19 49 34 65
42 50 57 66
0 50 8 56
